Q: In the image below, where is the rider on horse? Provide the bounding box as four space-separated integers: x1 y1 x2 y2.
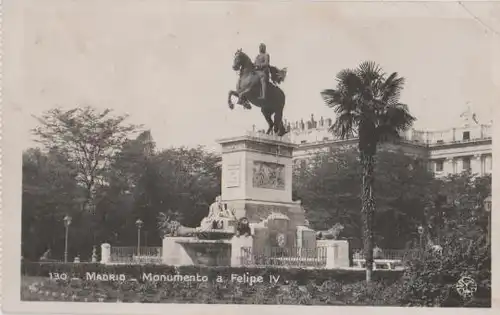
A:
228 46 288 136
254 43 270 100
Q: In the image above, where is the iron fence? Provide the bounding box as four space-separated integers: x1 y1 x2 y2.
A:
240 246 328 268
110 246 163 264
352 249 420 261
351 248 423 270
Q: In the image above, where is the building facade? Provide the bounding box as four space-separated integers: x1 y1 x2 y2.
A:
285 109 492 177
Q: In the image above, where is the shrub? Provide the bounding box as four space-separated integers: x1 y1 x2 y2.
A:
22 274 407 305
21 263 408 305
398 233 490 307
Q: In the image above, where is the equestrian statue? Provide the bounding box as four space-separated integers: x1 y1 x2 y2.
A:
228 43 288 136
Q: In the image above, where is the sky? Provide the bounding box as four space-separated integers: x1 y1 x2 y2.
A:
4 0 500 152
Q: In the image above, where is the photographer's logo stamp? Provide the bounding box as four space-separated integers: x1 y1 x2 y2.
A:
456 276 477 299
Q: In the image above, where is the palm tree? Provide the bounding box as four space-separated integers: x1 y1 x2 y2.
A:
320 61 415 282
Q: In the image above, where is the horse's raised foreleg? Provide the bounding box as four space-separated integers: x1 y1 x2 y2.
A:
237 88 253 109
228 90 239 109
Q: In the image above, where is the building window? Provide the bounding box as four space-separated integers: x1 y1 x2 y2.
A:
436 140 444 144
323 137 329 141
435 160 444 172
301 140 307 144
463 131 470 141
462 156 471 171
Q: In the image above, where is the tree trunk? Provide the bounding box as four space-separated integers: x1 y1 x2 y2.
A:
360 151 375 282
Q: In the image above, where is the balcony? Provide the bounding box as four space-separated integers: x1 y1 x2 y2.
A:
404 124 492 146
290 123 492 149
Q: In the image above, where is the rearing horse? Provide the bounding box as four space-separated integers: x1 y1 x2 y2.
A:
227 49 287 136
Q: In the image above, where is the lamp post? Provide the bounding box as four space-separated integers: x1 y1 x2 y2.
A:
63 215 72 263
484 196 492 245
135 219 143 256
417 225 424 251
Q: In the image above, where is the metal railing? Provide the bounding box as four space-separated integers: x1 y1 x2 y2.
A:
352 249 424 270
110 246 163 264
352 249 420 261
240 246 328 268
292 124 493 147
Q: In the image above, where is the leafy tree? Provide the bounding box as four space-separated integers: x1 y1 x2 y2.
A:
98 142 221 246
424 173 491 246
294 148 433 249
32 106 140 212
97 131 157 246
387 173 492 306
398 174 491 306
22 148 82 260
320 61 415 281
24 107 224 257
151 147 221 228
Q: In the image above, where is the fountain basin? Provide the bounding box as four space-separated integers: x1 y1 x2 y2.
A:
175 238 231 266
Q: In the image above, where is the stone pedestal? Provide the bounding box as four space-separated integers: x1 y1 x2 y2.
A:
230 235 253 267
317 240 350 268
100 243 111 264
162 237 195 266
296 225 317 249
217 132 306 229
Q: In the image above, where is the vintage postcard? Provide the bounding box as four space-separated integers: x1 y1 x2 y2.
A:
1 0 499 314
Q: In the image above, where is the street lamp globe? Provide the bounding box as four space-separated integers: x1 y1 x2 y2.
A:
484 196 492 213
417 225 424 235
135 219 144 228
63 215 72 227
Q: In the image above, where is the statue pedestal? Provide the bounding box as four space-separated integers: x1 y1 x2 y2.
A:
230 235 253 267
100 243 111 264
317 240 350 268
162 237 195 266
217 132 306 228
217 132 308 258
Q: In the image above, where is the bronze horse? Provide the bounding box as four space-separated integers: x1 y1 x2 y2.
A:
228 49 288 136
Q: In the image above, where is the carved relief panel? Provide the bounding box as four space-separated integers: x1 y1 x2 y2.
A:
252 161 285 190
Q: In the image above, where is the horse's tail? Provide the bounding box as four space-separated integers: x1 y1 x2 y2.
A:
270 66 287 84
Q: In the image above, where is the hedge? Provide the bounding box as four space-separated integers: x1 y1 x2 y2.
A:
21 262 404 285
21 262 490 306
22 268 406 305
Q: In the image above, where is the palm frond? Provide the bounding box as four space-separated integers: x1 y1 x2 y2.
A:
335 69 356 84
320 89 341 108
330 112 358 139
357 61 383 77
381 72 406 104
387 103 415 131
376 103 415 142
356 61 384 87
335 70 363 95
322 61 415 146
